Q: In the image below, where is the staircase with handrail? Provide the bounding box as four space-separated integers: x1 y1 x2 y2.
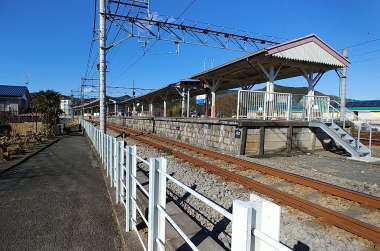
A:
308 99 379 162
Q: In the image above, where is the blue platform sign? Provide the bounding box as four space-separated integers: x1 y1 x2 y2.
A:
196 94 206 104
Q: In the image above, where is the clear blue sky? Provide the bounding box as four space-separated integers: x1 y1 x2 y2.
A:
1 0 380 100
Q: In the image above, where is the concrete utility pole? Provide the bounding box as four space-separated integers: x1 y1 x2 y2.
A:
99 0 107 132
340 48 348 122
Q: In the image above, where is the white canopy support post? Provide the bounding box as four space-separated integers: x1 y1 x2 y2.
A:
127 106 130 117
205 93 208 117
181 88 186 117
163 99 167 117
210 80 220 118
187 89 190 118
301 69 325 121
141 103 144 116
257 63 282 120
132 103 136 117
174 86 186 117
149 103 153 117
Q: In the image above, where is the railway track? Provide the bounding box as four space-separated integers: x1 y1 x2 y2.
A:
89 120 380 246
351 133 380 146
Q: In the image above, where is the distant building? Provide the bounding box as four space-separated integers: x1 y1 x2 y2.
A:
346 100 380 122
60 99 73 118
0 85 31 115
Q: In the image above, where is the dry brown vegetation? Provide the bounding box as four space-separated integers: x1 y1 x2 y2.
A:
0 133 50 161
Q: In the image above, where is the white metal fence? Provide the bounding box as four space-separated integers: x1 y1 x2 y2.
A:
237 90 292 120
302 95 330 121
236 91 335 122
80 119 291 251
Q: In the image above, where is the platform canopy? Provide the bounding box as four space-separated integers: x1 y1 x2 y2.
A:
78 34 350 117
190 34 350 89
72 97 119 110
120 79 202 105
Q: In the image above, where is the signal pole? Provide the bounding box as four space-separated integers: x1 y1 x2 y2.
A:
99 0 107 132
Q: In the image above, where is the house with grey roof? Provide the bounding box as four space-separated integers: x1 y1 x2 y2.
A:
0 85 31 115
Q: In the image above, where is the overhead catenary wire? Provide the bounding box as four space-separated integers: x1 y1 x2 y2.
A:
108 0 199 83
344 37 380 49
84 0 98 78
350 48 380 58
177 0 198 19
351 56 380 64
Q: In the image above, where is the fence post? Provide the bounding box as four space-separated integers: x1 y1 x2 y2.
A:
109 136 112 181
104 134 106 166
103 133 105 164
110 136 114 186
251 194 281 251
263 92 268 120
106 135 108 172
101 133 103 162
114 139 118 188
102 133 104 163
98 130 101 153
126 145 137 232
107 136 110 177
114 138 119 203
96 129 99 152
287 94 292 120
111 137 114 184
148 157 167 251
231 200 255 251
118 141 125 203
231 194 281 251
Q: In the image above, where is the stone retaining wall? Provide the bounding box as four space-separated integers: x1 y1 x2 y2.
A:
10 122 45 135
106 117 324 156
108 117 243 155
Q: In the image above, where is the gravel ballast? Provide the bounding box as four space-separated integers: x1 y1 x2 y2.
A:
106 129 378 251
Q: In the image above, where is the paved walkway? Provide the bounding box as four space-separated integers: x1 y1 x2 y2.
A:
0 134 124 250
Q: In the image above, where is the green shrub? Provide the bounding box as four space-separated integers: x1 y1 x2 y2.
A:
0 124 11 136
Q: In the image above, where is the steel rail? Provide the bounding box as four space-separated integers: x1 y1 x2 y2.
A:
96 122 380 245
103 122 380 210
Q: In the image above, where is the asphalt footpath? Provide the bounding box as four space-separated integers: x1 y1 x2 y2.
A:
0 133 125 250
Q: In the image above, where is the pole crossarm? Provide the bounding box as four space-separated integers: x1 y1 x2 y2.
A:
105 13 280 52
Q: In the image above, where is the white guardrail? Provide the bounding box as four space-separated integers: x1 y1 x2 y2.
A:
80 119 291 251
303 95 330 121
237 90 292 120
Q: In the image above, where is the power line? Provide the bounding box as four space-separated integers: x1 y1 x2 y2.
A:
108 0 225 83
344 37 380 49
350 48 380 58
177 0 198 19
351 56 380 64
111 40 158 82
84 0 98 78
